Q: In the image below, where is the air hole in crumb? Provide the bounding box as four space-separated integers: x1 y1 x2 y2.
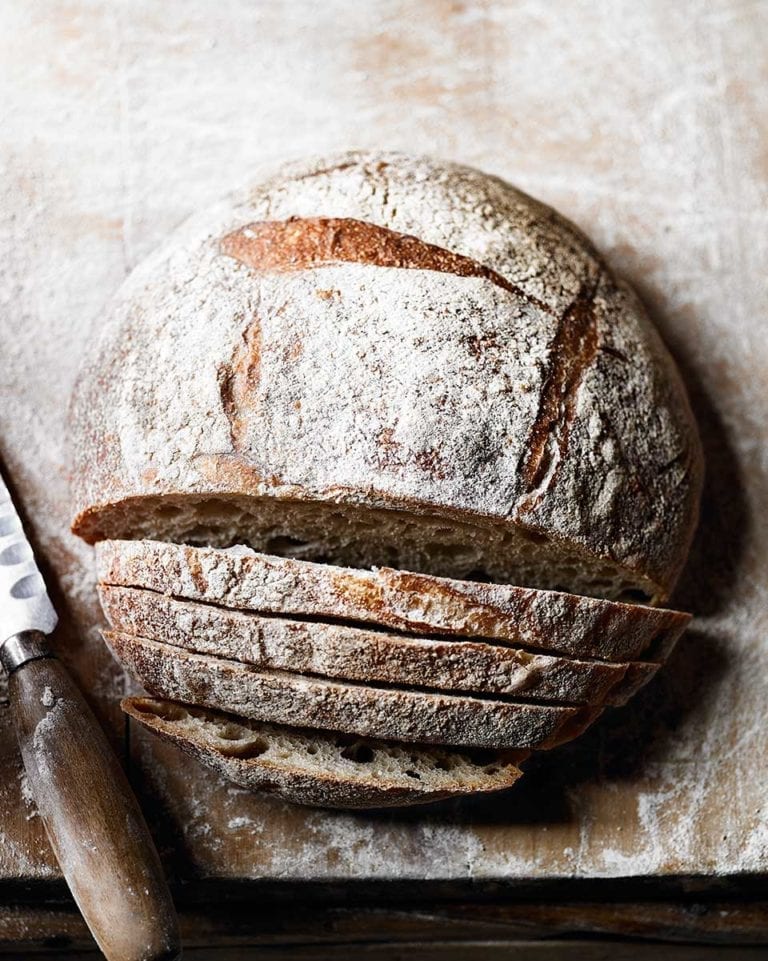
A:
136 701 187 722
306 745 318 755
381 546 400 565
216 723 248 740
517 528 549 545
440 543 472 561
155 504 184 519
218 736 269 759
484 766 500 775
433 758 451 771
619 588 652 604
404 769 421 780
186 501 227 522
340 743 374 764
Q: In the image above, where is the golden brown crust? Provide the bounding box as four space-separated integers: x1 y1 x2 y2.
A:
518 279 600 498
220 217 545 306
66 151 700 814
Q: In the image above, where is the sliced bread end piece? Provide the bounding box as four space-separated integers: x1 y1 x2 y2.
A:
122 697 526 809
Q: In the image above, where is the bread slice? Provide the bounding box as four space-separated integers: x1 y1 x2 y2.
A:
104 631 598 750
122 696 526 809
96 540 688 663
100 584 658 706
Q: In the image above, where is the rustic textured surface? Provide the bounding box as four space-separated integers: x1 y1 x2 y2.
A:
0 0 766 890
69 150 702 602
3 900 768 955
96 539 688 663
105 631 589 750
100 585 645 706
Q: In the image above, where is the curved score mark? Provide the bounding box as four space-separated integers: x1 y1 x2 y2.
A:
219 217 552 313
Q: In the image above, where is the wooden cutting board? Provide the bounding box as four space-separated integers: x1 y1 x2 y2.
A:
0 0 766 889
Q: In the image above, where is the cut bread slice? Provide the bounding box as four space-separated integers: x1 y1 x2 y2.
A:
122 696 526 809
105 631 599 750
96 540 688 663
100 584 656 706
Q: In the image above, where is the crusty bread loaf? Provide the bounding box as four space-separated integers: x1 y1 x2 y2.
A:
105 631 599 750
72 152 701 809
122 697 525 809
71 152 702 602
96 540 688 663
100 584 656 706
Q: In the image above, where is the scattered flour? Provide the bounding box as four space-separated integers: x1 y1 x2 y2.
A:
17 772 39 820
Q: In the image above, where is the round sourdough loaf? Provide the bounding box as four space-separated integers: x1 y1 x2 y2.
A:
70 152 702 602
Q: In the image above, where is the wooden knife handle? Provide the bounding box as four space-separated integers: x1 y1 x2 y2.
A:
7 641 181 961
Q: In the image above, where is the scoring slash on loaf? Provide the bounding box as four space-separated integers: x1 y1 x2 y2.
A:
71 152 702 808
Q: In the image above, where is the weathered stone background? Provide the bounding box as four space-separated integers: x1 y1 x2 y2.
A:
0 0 765 881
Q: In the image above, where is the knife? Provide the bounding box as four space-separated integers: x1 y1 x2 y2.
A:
0 469 181 961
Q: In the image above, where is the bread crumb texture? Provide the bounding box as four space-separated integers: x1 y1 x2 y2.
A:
122 697 525 809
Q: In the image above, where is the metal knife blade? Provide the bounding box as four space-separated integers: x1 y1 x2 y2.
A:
0 469 58 646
